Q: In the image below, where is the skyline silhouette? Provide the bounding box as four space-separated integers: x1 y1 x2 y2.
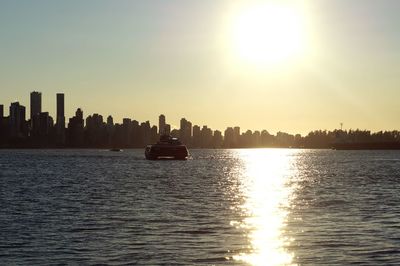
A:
0 91 399 149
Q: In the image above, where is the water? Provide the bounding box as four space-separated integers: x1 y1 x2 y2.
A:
1 149 400 265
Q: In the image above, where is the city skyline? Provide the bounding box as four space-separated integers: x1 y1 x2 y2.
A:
2 90 398 136
0 90 399 150
1 1 400 134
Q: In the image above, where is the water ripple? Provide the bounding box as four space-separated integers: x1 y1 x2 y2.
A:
0 149 399 265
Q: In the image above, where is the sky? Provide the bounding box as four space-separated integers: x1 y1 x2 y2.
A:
0 0 399 135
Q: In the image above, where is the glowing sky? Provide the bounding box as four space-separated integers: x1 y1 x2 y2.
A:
0 0 399 134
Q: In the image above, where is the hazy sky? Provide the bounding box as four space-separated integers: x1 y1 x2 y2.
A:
0 0 399 134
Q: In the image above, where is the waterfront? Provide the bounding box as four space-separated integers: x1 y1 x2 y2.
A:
1 149 400 265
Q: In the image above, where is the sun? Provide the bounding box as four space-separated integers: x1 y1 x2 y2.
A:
229 2 308 67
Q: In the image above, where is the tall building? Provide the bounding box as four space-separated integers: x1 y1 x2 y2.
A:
224 127 234 148
9 102 26 138
187 121 192 139
56 93 65 125
30 91 42 134
30 91 42 120
122 118 132 146
67 108 84 146
213 130 223 148
159 114 166 134
233 126 241 147
234 126 240 138
201 125 212 147
56 93 65 145
85 113 105 147
192 125 201 147
164 124 171 135
151 125 158 143
107 115 114 127
76 108 83 121
0 104 3 118
180 118 186 140
179 118 192 144
140 121 151 146
38 112 53 137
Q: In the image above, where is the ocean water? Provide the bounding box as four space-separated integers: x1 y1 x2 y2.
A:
0 149 400 265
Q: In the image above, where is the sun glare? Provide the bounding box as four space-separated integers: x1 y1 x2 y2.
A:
229 2 308 67
233 149 297 266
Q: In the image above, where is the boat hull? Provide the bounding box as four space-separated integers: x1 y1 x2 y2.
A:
145 144 189 160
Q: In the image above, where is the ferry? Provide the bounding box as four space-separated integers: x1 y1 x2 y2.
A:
145 135 189 160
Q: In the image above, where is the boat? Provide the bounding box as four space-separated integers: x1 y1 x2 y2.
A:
145 135 189 160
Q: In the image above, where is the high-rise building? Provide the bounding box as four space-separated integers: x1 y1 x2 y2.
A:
213 130 223 148
164 124 171 135
233 126 241 147
85 113 105 147
186 121 192 139
39 112 53 137
234 126 240 138
30 91 42 134
122 118 132 146
30 91 41 121
56 93 64 124
180 118 187 140
0 104 3 118
192 125 201 147
107 115 114 127
9 102 26 138
159 114 166 134
201 125 212 147
67 108 84 146
151 125 158 143
140 121 151 145
76 108 83 121
56 93 65 145
224 127 234 148
179 118 192 144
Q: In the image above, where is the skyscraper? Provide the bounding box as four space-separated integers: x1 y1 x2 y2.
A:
164 124 171 135
9 102 26 138
186 121 192 144
56 93 65 145
192 125 201 147
107 115 114 127
201 125 212 147
179 118 192 144
224 127 234 148
67 108 84 147
30 91 41 121
159 114 166 134
38 112 53 137
76 108 83 121
233 126 240 147
180 118 187 140
56 93 65 124
213 130 223 148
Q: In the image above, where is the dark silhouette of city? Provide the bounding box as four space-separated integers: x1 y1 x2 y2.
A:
0 91 399 149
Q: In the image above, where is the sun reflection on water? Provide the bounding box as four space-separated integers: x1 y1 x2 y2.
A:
233 149 298 266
